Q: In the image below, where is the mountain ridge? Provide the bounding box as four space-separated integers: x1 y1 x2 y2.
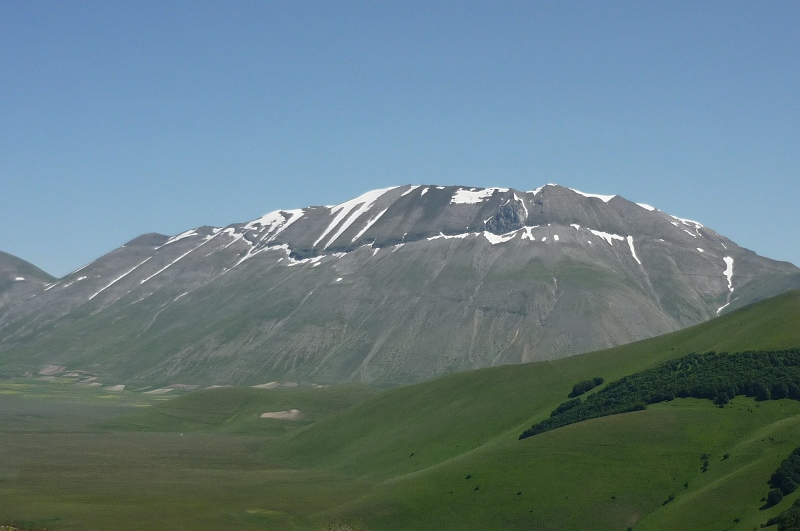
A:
1 183 798 386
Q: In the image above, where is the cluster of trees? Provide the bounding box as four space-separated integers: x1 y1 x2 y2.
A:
764 446 800 509
568 376 604 398
519 349 800 440
763 447 800 528
765 498 800 530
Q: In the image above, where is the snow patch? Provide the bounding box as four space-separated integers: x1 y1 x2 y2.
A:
451 187 508 205
627 236 642 265
697 248 704 253
14 276 25 281
314 187 397 249
514 193 529 221
716 302 731 314
427 232 471 241
351 208 388 242
66 260 95 277
553 234 560 241
483 231 517 245
569 187 616 202
400 185 420 197
670 215 704 228
527 183 558 196
60 276 88 289
234 243 329 270
246 209 305 243
89 257 152 300
683 229 698 239
287 255 325 267
636 203 656 211
217 231 247 252
420 187 429 196
226 241 273 271
141 235 219 285
589 229 625 245
161 229 198 247
723 257 734 292
521 226 539 241
336 278 343 282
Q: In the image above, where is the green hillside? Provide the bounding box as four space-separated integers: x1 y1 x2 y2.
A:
1 290 799 530
274 289 800 479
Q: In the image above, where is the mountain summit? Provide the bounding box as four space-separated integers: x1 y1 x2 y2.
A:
2 184 798 386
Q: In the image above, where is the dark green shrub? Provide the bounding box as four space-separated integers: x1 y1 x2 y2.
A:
550 398 581 417
769 447 800 495
767 497 800 530
568 378 603 398
766 488 784 508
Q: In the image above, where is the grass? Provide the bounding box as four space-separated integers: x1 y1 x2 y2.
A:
0 290 798 529
105 384 378 435
330 397 800 531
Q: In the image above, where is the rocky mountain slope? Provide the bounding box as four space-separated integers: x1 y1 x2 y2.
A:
1 184 798 386
0 251 55 319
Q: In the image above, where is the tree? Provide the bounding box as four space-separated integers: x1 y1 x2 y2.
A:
766 488 784 508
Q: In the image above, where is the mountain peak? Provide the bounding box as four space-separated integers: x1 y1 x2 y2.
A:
1 183 798 387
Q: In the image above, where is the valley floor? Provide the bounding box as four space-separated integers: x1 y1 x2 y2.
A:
3 291 800 530
3 377 800 531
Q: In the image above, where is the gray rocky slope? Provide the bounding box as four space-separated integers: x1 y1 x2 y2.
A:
1 184 798 386
0 251 56 312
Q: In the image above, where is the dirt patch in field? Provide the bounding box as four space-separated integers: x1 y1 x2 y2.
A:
144 384 199 394
38 365 65 375
252 381 298 389
260 409 302 420
144 388 175 395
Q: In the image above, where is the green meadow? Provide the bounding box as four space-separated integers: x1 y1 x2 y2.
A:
1 290 799 530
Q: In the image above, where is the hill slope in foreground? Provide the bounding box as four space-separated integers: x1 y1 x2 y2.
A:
1 290 800 530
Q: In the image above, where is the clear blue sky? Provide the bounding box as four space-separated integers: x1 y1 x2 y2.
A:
2 1 798 277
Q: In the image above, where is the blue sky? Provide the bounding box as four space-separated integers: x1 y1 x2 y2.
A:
2 1 799 277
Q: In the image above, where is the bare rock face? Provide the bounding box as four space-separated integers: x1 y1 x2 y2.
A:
485 200 527 235
1 184 798 387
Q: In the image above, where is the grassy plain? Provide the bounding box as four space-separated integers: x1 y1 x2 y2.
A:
0 290 798 529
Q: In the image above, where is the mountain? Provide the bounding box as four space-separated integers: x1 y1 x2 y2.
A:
0 251 56 320
1 184 798 386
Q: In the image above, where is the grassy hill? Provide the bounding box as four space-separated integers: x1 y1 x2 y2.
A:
1 290 799 530
272 289 800 479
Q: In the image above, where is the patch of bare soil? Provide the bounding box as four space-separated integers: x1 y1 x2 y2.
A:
260 409 302 420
